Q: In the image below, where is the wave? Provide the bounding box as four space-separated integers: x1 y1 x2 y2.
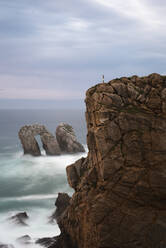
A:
0 145 88 246
0 208 60 248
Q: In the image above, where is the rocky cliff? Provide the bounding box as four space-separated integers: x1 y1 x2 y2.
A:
55 73 166 248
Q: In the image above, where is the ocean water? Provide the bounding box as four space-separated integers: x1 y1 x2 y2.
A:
0 109 87 247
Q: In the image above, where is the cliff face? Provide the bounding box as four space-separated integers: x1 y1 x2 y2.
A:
58 73 166 248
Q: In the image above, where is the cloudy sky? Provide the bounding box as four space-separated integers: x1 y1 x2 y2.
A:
0 0 166 108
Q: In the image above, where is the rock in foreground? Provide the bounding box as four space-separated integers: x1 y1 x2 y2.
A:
0 244 14 248
55 74 166 248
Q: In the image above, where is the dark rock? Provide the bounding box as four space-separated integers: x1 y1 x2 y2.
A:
36 237 57 248
56 123 85 154
36 235 76 248
55 74 166 248
16 235 32 245
55 193 71 223
49 193 71 224
18 124 61 156
66 157 89 190
0 243 14 248
8 212 29 226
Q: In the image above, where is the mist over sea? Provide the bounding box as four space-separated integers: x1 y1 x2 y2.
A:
0 109 87 246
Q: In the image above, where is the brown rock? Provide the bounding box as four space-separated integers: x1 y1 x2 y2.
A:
49 193 71 224
56 123 85 154
18 124 61 156
55 74 166 248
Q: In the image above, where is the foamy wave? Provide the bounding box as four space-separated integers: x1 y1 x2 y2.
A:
0 144 88 247
0 208 60 247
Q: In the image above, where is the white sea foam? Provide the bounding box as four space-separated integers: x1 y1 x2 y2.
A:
0 208 60 248
0 145 88 247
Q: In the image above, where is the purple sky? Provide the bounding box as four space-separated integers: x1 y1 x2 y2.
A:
0 0 166 108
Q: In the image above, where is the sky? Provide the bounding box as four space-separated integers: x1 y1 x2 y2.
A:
0 0 166 109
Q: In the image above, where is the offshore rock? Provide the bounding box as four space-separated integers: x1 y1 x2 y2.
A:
41 132 61 156
18 124 61 156
8 212 29 226
56 123 85 154
0 244 14 248
16 235 32 245
57 73 166 248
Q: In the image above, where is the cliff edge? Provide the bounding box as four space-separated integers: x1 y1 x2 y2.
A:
56 73 166 248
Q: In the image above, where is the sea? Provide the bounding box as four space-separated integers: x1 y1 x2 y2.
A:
0 109 87 247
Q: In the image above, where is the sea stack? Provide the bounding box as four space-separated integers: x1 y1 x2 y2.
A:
18 124 61 156
56 123 85 153
55 73 166 248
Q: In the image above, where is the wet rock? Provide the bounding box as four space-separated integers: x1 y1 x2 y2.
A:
8 212 29 226
0 243 14 248
56 74 166 248
18 124 61 156
56 123 85 154
16 235 32 245
49 193 71 224
36 235 74 248
36 237 57 248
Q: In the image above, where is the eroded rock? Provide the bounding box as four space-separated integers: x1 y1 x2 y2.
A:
19 123 85 156
56 123 85 154
19 124 61 156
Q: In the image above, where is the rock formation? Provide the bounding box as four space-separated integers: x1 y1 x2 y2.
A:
49 193 71 224
56 123 85 153
18 124 61 156
16 235 32 245
19 123 85 156
54 73 166 248
8 212 29 226
0 243 14 248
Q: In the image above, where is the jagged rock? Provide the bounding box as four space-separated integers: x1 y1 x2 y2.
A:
66 157 90 190
56 123 85 154
18 124 61 156
55 193 71 223
49 193 71 224
55 74 166 248
8 212 29 226
36 237 57 248
36 235 74 248
16 235 32 245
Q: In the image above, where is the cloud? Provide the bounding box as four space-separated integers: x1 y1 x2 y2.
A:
0 0 166 105
0 88 82 100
